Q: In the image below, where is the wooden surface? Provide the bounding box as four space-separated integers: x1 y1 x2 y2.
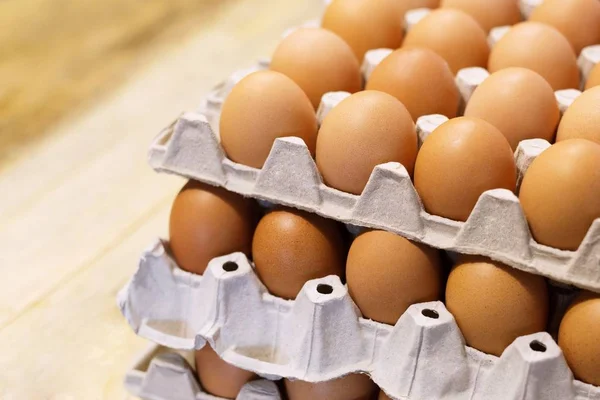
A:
0 0 322 398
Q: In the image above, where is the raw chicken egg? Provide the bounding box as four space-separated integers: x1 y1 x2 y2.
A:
446 255 549 356
586 63 600 90
556 86 600 144
270 28 361 109
169 180 257 275
441 0 521 32
464 67 560 150
285 374 377 400
321 0 406 61
219 70 318 168
529 0 600 55
379 392 391 400
558 291 600 386
403 9 490 73
346 230 443 325
366 47 460 120
519 139 600 251
414 117 516 222
488 22 580 90
316 90 417 195
195 346 256 398
252 208 345 300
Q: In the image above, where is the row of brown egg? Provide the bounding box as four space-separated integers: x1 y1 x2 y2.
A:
318 0 599 90
168 179 600 399
221 68 600 252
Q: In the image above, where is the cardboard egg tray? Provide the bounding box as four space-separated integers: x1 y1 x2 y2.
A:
147 83 600 293
118 240 600 400
125 343 282 400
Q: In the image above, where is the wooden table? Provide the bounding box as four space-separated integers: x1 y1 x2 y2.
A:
0 0 322 397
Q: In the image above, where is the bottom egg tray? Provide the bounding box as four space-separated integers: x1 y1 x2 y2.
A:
125 344 282 400
118 239 600 400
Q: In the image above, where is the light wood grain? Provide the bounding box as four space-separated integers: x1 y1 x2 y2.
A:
0 0 323 398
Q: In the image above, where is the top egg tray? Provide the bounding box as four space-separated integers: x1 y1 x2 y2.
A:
149 52 600 293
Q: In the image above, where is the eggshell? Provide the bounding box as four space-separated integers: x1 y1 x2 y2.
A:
529 0 600 55
346 230 443 325
379 392 390 400
519 139 600 251
445 255 549 357
365 48 460 120
414 117 516 222
195 346 256 398
169 180 257 275
558 291 600 386
464 67 560 150
403 9 490 74
321 0 406 61
285 374 377 400
556 86 600 145
488 22 580 90
585 63 600 90
219 70 318 168
316 90 417 195
270 28 361 109
441 0 520 32
251 208 346 300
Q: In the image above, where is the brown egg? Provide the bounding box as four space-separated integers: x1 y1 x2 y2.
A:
346 230 443 325
285 374 377 400
446 255 549 356
519 139 600 250
464 68 560 150
403 9 490 74
195 346 255 398
488 22 580 90
169 181 257 275
530 0 600 55
379 392 391 400
558 291 600 386
321 0 406 61
414 117 517 222
586 63 600 90
219 70 318 168
408 0 441 7
366 47 460 120
252 208 345 300
270 28 361 109
316 91 417 195
556 86 600 145
441 0 520 32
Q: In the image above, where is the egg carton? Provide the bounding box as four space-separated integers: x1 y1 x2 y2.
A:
125 343 282 400
147 87 600 292
118 240 600 400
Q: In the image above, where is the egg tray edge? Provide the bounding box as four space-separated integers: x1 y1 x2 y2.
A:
118 240 600 400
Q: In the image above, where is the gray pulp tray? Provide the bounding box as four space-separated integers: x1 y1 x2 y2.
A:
119 240 600 400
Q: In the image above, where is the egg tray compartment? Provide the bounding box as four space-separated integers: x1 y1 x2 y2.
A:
147 95 600 293
125 344 282 400
118 240 600 400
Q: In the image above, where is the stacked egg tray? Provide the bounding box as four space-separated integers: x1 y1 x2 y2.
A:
125 344 282 400
120 2 600 399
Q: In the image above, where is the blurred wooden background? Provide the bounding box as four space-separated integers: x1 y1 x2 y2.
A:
0 0 222 165
0 0 322 398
